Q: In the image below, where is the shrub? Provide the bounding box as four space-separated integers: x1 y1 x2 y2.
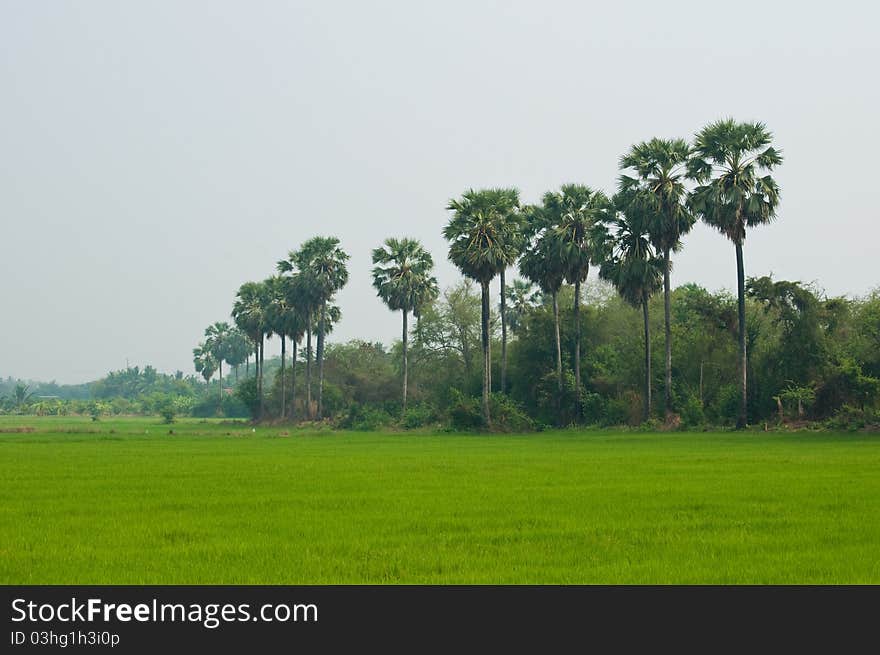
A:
488 393 535 432
446 389 483 431
825 405 878 431
402 403 437 429
339 403 394 431
679 393 706 428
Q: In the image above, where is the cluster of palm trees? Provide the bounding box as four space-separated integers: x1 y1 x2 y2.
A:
200 118 781 429
444 119 782 428
193 322 250 402
225 237 350 420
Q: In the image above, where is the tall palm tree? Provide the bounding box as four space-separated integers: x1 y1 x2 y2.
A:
688 119 783 428
444 188 520 426
371 237 438 412
290 237 349 420
495 194 522 394
599 195 664 421
520 234 567 411
232 281 268 418
519 202 567 406
204 321 232 406
264 276 304 420
503 278 541 335
549 184 611 420
277 257 322 418
620 138 695 418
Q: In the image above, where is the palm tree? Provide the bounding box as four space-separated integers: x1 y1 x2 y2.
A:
269 273 308 420
503 278 541 335
688 119 783 428
371 238 438 412
290 237 349 420
520 221 567 406
549 184 611 420
224 328 251 383
444 188 520 426
599 195 664 421
232 281 269 418
620 138 696 418
495 194 523 394
193 343 217 391
204 321 232 406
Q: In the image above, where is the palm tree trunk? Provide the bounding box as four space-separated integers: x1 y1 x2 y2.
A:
735 242 747 429
218 360 223 406
306 318 312 419
290 341 297 420
259 335 265 419
317 301 326 420
553 291 562 393
663 248 672 419
234 364 238 384
245 355 249 378
480 280 491 427
280 334 286 420
574 277 582 421
402 309 408 413
500 269 507 394
642 293 652 422
257 335 266 418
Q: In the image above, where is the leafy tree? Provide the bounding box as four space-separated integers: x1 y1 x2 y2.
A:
371 238 438 412
444 188 521 425
549 184 612 420
600 195 663 420
620 138 695 417
688 119 783 428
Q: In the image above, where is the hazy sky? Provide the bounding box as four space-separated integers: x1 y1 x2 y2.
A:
1 1 877 383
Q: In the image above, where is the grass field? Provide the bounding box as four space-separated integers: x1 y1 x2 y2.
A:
1 416 879 584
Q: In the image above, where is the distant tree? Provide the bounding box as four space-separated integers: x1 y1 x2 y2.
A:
204 321 232 405
688 119 783 428
549 184 612 420
600 195 663 421
503 278 542 336
224 328 251 383
371 237 438 412
12 383 33 412
192 344 218 390
620 138 695 418
444 188 521 425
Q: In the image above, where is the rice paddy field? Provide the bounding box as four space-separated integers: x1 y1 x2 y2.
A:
1 416 878 584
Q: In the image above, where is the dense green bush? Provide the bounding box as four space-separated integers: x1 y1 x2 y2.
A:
338 403 394 431
446 389 483 431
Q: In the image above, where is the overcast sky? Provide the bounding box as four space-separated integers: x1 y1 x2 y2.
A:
1 1 877 383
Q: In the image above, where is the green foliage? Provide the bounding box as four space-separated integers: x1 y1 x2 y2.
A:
446 389 484 431
339 403 395 431
401 403 438 429
233 378 260 420
679 394 706 428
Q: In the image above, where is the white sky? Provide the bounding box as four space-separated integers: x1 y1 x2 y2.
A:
1 1 877 383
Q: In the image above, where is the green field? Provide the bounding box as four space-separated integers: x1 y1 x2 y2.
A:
1 417 878 584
